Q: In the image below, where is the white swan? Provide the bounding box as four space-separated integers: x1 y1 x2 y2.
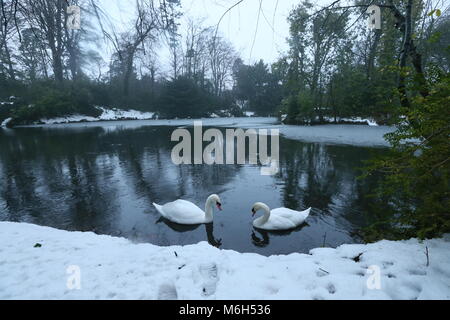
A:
251 202 310 231
153 194 222 225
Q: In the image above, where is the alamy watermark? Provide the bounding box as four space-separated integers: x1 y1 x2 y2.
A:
66 265 81 290
66 5 81 30
366 265 381 290
171 121 279 176
367 5 381 30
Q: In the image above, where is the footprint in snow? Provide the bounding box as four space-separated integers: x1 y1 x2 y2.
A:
327 283 336 294
198 262 219 297
387 273 396 278
408 269 427 276
316 269 328 277
158 282 178 300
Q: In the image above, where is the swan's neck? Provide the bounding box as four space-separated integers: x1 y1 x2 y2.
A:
204 196 215 221
259 204 271 224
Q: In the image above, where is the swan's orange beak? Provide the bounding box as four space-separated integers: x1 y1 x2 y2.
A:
216 202 222 211
252 208 256 217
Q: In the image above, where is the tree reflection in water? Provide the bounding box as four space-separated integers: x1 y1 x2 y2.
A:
0 123 388 255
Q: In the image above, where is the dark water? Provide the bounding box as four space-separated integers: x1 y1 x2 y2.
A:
0 120 387 255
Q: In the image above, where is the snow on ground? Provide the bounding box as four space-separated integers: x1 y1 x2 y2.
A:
1 222 449 300
323 116 379 126
39 107 155 124
347 117 378 126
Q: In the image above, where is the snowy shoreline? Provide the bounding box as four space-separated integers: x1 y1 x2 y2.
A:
37 107 157 125
0 222 449 300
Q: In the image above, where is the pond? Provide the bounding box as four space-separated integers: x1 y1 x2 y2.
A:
0 118 389 256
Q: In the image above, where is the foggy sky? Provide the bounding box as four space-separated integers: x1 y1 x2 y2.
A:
97 0 334 74
181 0 300 63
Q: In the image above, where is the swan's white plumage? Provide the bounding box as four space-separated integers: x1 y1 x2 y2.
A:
153 195 221 225
153 200 207 224
253 204 310 231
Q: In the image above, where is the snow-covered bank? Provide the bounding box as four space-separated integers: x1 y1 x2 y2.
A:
280 115 380 126
39 107 156 125
323 116 379 126
1 222 449 300
0 117 12 127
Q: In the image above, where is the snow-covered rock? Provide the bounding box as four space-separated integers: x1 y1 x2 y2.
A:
0 222 448 300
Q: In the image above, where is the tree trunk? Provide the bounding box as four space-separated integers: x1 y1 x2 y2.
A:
389 0 428 108
123 52 135 99
51 49 64 83
367 29 382 80
54 0 64 83
3 40 15 80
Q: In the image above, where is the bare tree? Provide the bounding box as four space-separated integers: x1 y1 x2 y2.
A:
18 0 67 83
0 0 19 80
182 18 210 80
168 32 181 79
92 0 180 99
208 35 236 96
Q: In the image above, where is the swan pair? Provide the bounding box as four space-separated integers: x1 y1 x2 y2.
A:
153 194 311 231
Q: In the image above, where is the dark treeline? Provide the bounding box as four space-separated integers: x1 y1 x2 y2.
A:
280 0 449 124
0 0 284 124
1 1 448 125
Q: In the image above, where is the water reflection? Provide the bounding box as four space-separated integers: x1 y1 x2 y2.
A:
157 217 222 248
251 223 309 248
0 123 387 255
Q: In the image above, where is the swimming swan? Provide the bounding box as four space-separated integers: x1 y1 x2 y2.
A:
153 194 222 225
251 202 310 231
